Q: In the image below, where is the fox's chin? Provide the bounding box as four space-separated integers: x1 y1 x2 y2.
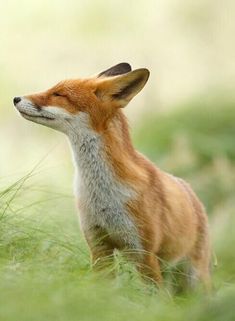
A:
19 111 55 121
19 111 66 132
19 112 56 128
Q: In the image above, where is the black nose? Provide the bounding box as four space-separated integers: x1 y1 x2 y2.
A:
13 97 21 105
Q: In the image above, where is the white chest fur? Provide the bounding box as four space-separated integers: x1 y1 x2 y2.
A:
68 113 141 250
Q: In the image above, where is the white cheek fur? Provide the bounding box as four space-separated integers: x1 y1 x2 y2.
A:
43 106 72 117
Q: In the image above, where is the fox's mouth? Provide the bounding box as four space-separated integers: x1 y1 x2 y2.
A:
19 111 55 120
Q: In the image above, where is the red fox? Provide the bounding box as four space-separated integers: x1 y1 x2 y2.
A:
13 63 211 289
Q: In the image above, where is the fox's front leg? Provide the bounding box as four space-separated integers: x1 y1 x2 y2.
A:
90 245 114 271
126 250 163 285
83 226 115 271
138 252 163 285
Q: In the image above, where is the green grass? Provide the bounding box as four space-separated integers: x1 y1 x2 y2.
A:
1 99 235 320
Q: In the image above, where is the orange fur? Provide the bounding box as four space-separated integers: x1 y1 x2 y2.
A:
19 64 211 289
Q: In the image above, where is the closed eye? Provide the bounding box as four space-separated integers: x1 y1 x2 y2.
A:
53 92 66 97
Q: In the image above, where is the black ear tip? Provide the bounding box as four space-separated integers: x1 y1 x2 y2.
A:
118 62 132 72
98 62 132 78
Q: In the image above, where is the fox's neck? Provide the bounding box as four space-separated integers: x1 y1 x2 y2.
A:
68 111 140 250
68 111 136 193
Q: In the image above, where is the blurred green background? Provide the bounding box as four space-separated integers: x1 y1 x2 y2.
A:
0 1 235 320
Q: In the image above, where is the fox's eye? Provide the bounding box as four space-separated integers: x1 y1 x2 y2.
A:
53 92 65 97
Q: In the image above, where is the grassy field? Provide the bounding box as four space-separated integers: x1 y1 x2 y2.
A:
0 96 234 321
0 1 234 319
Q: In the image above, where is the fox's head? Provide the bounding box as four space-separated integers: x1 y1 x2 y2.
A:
13 63 149 134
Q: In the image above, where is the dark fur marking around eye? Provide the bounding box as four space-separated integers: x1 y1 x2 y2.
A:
53 92 67 97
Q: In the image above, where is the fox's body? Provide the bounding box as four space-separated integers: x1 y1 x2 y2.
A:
14 63 211 288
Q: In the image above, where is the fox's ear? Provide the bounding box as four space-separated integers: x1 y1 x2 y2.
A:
95 68 150 108
97 63 132 78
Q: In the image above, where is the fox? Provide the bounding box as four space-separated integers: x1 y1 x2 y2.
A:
13 63 211 289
